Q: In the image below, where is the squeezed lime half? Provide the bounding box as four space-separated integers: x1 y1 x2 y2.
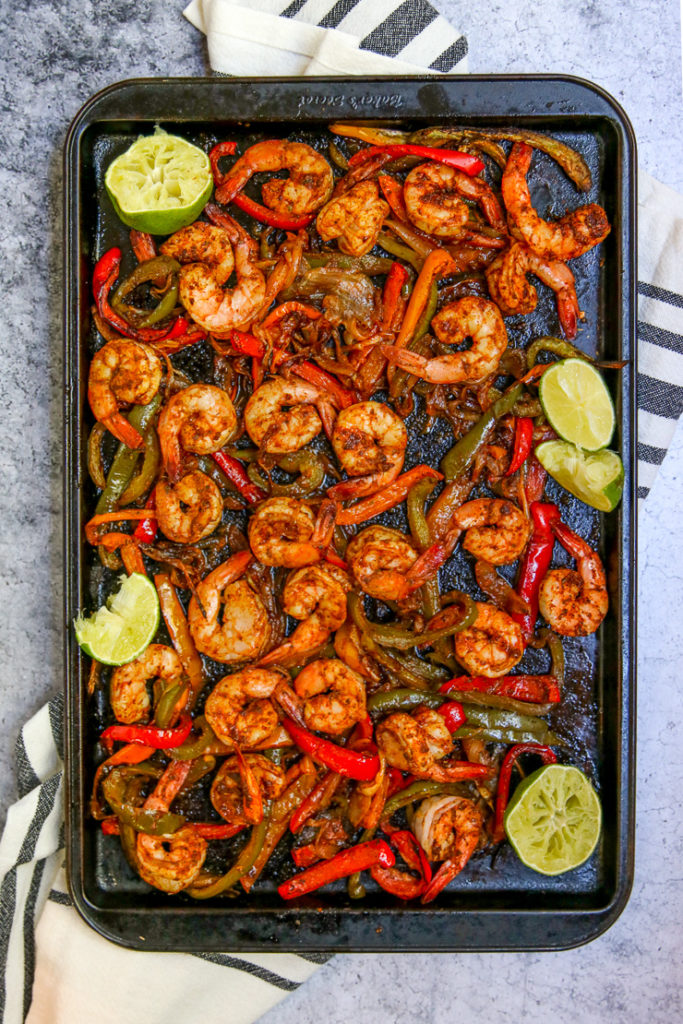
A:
536 440 624 512
74 573 160 666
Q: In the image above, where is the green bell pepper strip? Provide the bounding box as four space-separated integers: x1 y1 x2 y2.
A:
525 335 627 371
101 769 184 836
110 255 181 328
367 688 444 716
94 395 162 515
118 425 160 505
413 280 438 341
348 591 476 651
441 382 524 482
383 780 473 819
406 476 441 620
153 682 188 729
187 818 270 899
377 231 423 272
166 715 218 760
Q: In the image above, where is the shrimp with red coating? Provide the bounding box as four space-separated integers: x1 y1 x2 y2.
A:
215 139 334 216
258 563 350 667
188 551 271 664
158 383 237 481
244 376 335 454
412 795 484 903
404 161 505 239
211 753 286 825
346 525 418 602
248 497 336 569
155 469 223 544
538 521 608 636
316 180 389 257
328 401 407 500
376 707 469 782
136 760 207 894
485 240 581 339
88 338 162 449
454 602 525 678
204 667 293 747
109 643 184 724
292 657 367 735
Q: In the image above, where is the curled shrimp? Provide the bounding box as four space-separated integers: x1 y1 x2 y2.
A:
292 657 367 735
376 708 461 782
382 297 508 384
316 180 389 257
258 563 350 667
404 162 505 239
162 211 265 333
159 221 235 285
453 601 525 678
346 525 418 601
452 498 530 566
215 139 333 216
328 401 407 500
204 666 292 747
501 142 610 261
211 752 286 826
244 376 332 454
109 643 184 724
412 795 483 903
155 469 223 544
88 339 163 449
188 551 271 664
539 521 608 636
136 760 207 894
248 496 336 568
158 383 237 480
486 240 582 339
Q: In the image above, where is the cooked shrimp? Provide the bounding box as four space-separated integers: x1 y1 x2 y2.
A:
210 753 286 825
501 142 610 261
136 760 207 894
88 339 163 449
215 139 333 216
376 708 460 781
452 498 530 566
248 496 336 568
333 619 381 683
346 525 418 601
204 666 291 747
538 521 608 636
188 551 271 664
328 402 407 499
316 180 389 257
244 376 332 454
159 222 235 284
382 297 508 384
412 795 483 903
453 602 525 677
155 469 223 544
109 643 184 724
485 240 582 339
258 563 350 667
293 657 366 735
404 162 505 239
158 383 237 480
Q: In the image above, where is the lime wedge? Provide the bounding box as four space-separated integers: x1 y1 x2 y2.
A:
536 440 624 512
104 128 213 234
74 573 160 666
504 764 602 875
539 358 615 451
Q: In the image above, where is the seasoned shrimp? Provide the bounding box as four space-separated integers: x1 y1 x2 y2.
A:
328 402 407 500
136 760 207 894
333 619 381 683
454 602 525 677
188 551 272 664
258 563 350 667
346 525 418 602
293 658 367 735
204 667 292 747
382 296 508 384
159 222 235 285
538 521 608 636
501 142 610 261
452 498 530 566
376 708 461 781
404 162 505 239
158 383 237 480
155 469 223 544
316 180 389 257
88 339 163 449
211 753 286 825
486 240 582 339
215 139 334 216
244 376 331 454
412 795 484 903
109 643 184 724
248 496 336 568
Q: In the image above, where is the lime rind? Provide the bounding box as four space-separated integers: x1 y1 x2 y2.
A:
74 573 160 666
504 764 602 876
539 358 616 452
536 440 624 512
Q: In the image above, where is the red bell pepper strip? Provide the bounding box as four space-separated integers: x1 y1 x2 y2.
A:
211 449 266 504
262 301 322 330
381 261 409 330
511 501 561 640
230 329 266 359
92 249 185 345
232 191 315 230
492 743 558 843
289 771 343 834
378 175 409 223
133 490 157 544
154 573 204 709
290 361 356 409
323 546 349 572
335 465 442 526
440 675 561 704
347 144 484 177
281 717 380 781
436 700 466 733
100 712 193 753
277 838 395 899
370 829 432 900
505 417 534 476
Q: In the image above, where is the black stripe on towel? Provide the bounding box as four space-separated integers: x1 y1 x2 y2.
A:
16 774 61 867
638 442 667 465
318 0 363 29
48 889 73 907
638 280 683 310
22 860 45 1022
193 952 299 991
15 732 41 799
0 867 18 1021
281 0 309 16
296 951 334 963
638 320 683 355
637 485 650 499
637 372 683 420
48 693 64 760
360 0 437 56
429 35 468 71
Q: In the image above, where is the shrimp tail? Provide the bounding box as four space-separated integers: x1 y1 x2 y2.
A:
102 413 145 450
556 287 581 340
380 345 429 375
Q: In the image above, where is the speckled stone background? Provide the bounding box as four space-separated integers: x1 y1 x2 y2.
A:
1 0 681 1020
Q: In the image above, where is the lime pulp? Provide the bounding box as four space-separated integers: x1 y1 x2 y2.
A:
536 440 624 512
539 358 616 451
74 573 160 666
